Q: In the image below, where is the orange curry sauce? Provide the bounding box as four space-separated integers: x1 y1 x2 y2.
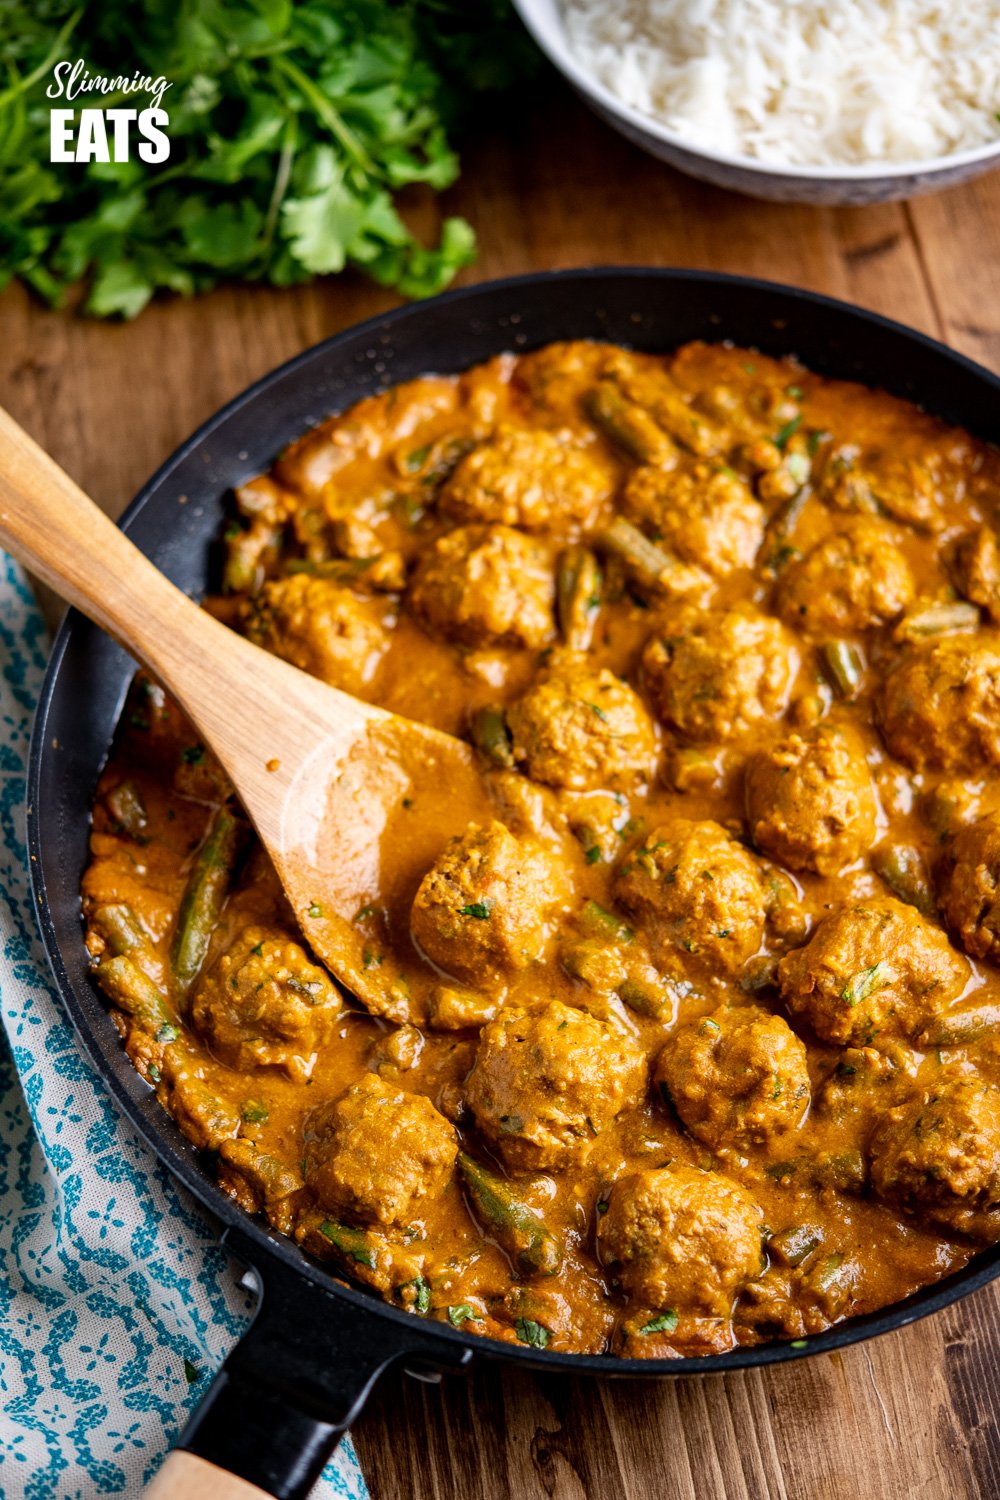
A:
83 340 1000 1358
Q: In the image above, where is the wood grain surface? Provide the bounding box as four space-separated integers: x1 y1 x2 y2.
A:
3 82 1000 1500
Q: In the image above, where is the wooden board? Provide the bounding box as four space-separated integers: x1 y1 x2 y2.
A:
3 82 1000 1500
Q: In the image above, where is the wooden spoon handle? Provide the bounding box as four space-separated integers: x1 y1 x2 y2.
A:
144 1451 273 1499
0 404 210 670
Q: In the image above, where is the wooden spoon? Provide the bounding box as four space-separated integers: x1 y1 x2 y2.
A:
0 405 493 1021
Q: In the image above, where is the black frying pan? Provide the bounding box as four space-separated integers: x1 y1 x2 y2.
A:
27 269 1000 1499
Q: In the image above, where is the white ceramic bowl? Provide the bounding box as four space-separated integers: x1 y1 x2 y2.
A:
512 0 1000 204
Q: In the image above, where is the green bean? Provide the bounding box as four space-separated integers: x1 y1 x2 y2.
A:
595 518 681 591
585 381 674 464
458 1152 562 1279
96 955 174 1034
871 843 936 918
319 1219 378 1271
92 903 154 963
764 486 812 570
171 805 244 995
557 547 601 651
470 706 514 769
580 899 633 945
768 1224 824 1268
283 556 373 581
895 600 981 641
561 939 626 991
805 1253 854 1313
917 1003 1000 1047
811 1149 866 1194
220 1139 303 1202
821 639 865 699
618 972 674 1021
106 780 148 838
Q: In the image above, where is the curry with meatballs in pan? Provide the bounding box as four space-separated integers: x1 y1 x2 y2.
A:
83 339 1000 1357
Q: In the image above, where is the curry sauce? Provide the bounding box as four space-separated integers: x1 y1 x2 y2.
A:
82 339 1000 1358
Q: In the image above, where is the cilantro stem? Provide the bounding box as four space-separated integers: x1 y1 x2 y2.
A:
0 6 84 112
263 114 298 247
272 56 376 177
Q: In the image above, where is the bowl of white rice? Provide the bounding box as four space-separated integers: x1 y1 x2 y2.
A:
511 0 1000 203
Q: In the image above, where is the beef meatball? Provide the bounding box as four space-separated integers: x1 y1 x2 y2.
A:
190 925 343 1082
745 721 877 876
776 519 914 635
407 523 555 650
622 464 764 578
306 1073 457 1229
777 898 968 1047
465 1000 646 1172
614 819 768 975
656 1005 810 1151
878 634 1000 773
936 813 1000 961
410 820 566 984
242 574 389 693
642 607 798 744
440 426 612 533
506 656 658 791
598 1165 765 1317
870 1078 1000 1240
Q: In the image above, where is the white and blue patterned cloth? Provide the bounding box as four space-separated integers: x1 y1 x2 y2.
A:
0 555 368 1500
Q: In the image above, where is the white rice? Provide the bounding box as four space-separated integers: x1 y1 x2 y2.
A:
560 0 1000 167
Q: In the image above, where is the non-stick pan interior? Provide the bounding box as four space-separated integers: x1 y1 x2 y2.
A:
28 268 1000 1375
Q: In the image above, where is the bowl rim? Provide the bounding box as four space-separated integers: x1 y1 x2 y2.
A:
511 0 1000 183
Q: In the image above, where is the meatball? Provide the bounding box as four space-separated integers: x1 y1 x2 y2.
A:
870 1078 1000 1240
656 1005 810 1151
745 721 877 876
506 657 658 791
936 813 1000 961
878 634 1000 773
307 1073 457 1229
622 464 764 578
243 574 389 693
465 1000 646 1172
407 524 555 650
440 426 612 533
642 607 798 744
410 820 566 984
190 924 343 1082
955 525 1000 624
776 519 914 634
614 819 767 974
598 1165 764 1316
777 898 969 1047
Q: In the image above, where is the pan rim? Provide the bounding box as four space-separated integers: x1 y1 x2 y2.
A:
26 264 1000 1378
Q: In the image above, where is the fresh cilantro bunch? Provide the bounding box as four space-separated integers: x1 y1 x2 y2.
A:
0 0 536 317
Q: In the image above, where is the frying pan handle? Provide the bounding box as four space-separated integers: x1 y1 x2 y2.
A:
145 1229 472 1500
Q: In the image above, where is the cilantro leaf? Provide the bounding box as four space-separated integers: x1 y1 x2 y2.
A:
0 0 536 316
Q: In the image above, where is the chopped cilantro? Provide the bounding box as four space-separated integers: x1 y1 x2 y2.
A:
448 1304 477 1327
841 962 892 1007
459 901 493 920
515 1318 551 1349
773 414 802 450
639 1311 678 1335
